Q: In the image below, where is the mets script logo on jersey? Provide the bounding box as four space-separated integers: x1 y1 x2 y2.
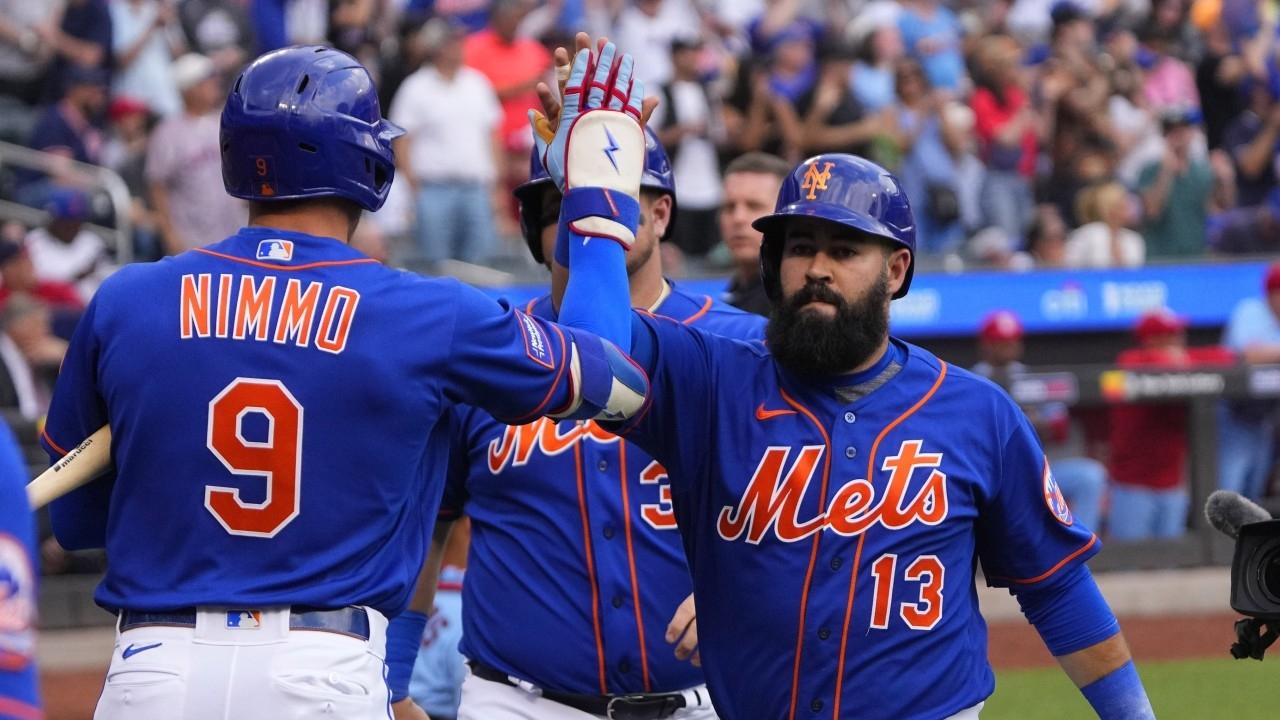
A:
0 534 35 663
1042 459 1074 526
801 161 835 200
255 239 294 261
488 418 620 473
717 440 948 544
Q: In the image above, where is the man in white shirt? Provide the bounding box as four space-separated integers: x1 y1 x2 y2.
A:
24 187 113 302
146 52 245 253
390 19 503 266
652 37 724 256
110 0 184 116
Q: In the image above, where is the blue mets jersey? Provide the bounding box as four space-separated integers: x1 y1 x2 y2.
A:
609 317 1098 720
442 283 763 695
41 226 627 617
0 421 39 719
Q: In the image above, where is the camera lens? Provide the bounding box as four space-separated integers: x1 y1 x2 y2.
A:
1258 545 1280 606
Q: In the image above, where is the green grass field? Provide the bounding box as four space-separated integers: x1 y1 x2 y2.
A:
984 658 1276 719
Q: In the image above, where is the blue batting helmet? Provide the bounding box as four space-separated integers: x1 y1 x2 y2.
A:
753 153 916 301
220 46 404 212
514 126 677 264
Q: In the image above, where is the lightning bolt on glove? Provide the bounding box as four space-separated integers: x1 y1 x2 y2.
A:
529 41 646 252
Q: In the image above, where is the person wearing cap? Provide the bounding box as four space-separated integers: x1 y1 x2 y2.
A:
25 64 107 172
972 310 1105 533
111 0 185 117
1136 106 1223 260
24 186 115 302
1218 264 1280 500
390 18 504 266
1107 308 1235 540
146 52 245 254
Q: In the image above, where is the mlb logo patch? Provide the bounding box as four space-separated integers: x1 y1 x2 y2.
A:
256 239 294 262
226 610 262 629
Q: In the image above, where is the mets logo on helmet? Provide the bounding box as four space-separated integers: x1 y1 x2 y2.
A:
801 161 835 200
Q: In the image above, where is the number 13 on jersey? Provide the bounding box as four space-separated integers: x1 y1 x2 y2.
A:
205 378 304 537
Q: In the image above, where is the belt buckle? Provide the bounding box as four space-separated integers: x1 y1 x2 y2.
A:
606 694 669 720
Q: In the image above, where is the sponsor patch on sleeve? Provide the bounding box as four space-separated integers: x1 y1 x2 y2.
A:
0 534 35 669
1042 459 1074 526
516 311 555 369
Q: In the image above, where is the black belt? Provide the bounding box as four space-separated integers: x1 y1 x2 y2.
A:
118 606 371 641
469 661 691 720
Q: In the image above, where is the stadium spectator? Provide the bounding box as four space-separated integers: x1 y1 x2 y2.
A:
892 57 966 255
1137 107 1218 259
897 0 966 94
146 52 243 254
0 0 59 110
1025 204 1070 267
392 19 503 265
721 47 800 160
100 96 161 260
463 0 550 210
0 234 83 340
1139 23 1201 113
972 309 1106 532
1221 79 1280 208
176 0 255 75
1107 308 1235 540
1194 11 1249 150
1065 182 1146 267
24 187 114 302
0 292 65 426
110 0 184 117
1217 263 1280 500
1212 187 1280 254
42 0 113 101
798 38 885 160
25 65 108 184
847 1 903 113
719 151 788 317
613 0 699 87
970 35 1040 246
653 37 726 257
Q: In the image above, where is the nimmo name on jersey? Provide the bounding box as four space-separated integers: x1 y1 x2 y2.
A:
179 273 360 354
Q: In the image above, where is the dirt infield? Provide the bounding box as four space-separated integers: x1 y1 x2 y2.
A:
35 611 1245 720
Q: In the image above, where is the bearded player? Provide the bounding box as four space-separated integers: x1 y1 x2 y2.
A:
599 153 1156 719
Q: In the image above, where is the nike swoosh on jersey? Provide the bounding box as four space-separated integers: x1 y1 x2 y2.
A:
122 642 163 660
754 404 797 421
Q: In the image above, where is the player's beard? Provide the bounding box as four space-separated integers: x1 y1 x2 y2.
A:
767 268 890 378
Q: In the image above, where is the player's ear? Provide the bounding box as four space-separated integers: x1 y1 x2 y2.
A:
649 193 673 238
885 247 911 296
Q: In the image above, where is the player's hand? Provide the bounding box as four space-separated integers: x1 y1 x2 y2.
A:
533 34 660 143
665 593 700 667
391 698 431 720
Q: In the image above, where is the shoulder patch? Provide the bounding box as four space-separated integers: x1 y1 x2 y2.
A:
0 534 35 667
1043 460 1074 526
516 311 555 369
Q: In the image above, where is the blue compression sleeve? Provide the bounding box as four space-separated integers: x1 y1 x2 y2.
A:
1080 661 1155 719
385 610 428 703
1014 563 1119 656
556 190 634 353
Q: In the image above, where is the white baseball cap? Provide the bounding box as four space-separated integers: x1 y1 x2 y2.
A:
172 53 216 92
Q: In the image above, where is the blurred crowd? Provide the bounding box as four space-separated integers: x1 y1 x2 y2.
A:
4 0 1280 564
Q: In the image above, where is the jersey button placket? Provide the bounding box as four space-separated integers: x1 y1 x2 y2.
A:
603 523 616 540
611 595 624 609
817 627 831 640
844 446 856 459
844 411 856 423
810 699 824 713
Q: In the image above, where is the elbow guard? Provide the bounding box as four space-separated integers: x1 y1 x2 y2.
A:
552 337 648 422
